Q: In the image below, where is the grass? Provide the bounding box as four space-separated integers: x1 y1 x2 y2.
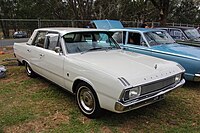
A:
0 46 200 133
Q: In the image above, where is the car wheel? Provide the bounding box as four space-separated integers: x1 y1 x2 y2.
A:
17 60 23 66
25 62 36 77
76 82 102 118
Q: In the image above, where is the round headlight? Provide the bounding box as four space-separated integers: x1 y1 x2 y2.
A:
124 86 141 101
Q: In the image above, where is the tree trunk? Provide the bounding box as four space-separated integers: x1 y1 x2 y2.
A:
0 18 9 38
159 10 167 26
149 0 169 26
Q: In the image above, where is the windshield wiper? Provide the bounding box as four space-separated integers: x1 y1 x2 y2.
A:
105 46 118 51
81 47 102 54
192 37 200 41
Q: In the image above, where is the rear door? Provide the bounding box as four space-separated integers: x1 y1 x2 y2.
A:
28 31 47 75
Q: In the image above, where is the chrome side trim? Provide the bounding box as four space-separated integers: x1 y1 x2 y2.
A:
121 77 130 86
118 77 130 86
194 74 200 82
118 78 127 86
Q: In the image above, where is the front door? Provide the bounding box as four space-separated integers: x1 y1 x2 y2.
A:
41 33 65 87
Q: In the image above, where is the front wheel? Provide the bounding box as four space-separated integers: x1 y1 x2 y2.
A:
76 82 102 118
25 62 36 77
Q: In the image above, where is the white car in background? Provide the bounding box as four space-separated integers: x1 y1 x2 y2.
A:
14 28 185 118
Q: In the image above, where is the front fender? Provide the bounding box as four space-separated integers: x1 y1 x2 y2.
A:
73 76 96 92
72 74 125 112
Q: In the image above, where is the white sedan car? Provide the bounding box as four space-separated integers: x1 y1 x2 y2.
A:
14 28 185 118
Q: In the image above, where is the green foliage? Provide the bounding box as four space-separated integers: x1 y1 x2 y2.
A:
0 0 199 23
1 0 200 25
169 0 200 24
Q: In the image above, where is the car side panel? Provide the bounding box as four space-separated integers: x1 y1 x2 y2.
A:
121 44 152 56
39 49 65 88
14 43 31 63
27 46 47 75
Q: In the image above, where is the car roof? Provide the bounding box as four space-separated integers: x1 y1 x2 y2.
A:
157 26 195 30
110 28 163 33
35 27 111 36
15 31 26 33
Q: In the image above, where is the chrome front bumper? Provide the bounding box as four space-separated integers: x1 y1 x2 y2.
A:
194 74 200 81
115 79 185 113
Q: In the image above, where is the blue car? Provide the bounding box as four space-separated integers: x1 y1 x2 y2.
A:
91 20 200 81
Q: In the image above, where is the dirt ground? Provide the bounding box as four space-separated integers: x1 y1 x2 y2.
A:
0 46 13 54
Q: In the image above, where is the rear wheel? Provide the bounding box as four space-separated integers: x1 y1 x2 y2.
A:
25 62 36 77
76 82 102 118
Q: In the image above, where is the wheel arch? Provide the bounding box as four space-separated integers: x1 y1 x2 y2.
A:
72 77 96 94
21 59 29 65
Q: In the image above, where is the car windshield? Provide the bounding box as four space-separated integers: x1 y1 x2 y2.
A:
144 31 175 46
183 28 200 40
63 31 120 54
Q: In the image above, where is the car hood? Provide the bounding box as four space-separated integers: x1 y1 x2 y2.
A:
177 40 200 48
71 50 182 86
152 43 200 60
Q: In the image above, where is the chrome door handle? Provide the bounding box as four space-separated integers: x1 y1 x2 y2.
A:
27 49 31 52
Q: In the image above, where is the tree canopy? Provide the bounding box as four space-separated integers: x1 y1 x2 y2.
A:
1 0 200 24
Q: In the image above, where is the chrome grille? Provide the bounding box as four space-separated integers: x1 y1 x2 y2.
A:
141 77 175 95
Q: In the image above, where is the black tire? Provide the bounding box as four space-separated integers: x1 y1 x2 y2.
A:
25 62 36 77
17 60 23 66
76 82 102 118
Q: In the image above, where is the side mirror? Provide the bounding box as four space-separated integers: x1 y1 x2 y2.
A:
181 36 186 40
54 47 61 54
141 41 146 46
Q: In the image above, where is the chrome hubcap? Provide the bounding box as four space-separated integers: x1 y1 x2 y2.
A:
79 87 95 113
26 64 31 74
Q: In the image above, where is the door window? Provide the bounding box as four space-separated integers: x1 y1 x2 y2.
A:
33 31 46 48
128 32 147 46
